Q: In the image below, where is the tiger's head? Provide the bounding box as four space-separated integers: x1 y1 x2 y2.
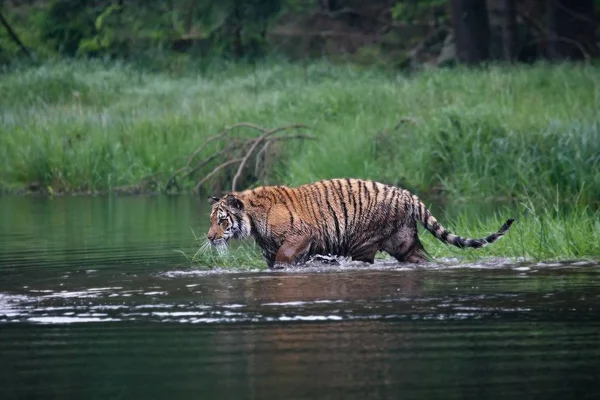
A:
206 194 251 250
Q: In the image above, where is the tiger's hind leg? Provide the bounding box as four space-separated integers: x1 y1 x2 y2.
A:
351 251 377 264
350 243 379 264
383 231 429 264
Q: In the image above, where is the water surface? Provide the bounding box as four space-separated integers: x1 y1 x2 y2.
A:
1 196 599 399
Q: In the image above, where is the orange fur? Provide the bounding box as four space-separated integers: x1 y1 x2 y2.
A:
207 179 513 268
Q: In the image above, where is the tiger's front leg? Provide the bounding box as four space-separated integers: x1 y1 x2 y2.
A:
273 235 312 268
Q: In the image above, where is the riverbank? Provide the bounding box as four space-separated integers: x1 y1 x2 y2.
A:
1 60 599 207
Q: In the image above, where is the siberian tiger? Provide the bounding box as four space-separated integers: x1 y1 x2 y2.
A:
207 178 514 269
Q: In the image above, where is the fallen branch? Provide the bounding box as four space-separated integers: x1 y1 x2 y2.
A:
0 11 32 59
518 11 591 62
166 122 314 194
183 122 266 169
165 139 244 192
193 158 243 193
231 124 309 191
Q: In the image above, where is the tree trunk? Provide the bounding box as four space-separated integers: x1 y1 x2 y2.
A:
232 0 244 59
451 0 491 65
502 0 517 62
548 0 597 60
0 10 32 59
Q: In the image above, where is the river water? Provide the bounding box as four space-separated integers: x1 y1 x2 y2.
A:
1 196 599 399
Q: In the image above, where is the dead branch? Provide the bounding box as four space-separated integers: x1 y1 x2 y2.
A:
407 25 449 59
183 122 266 169
167 122 314 194
523 36 591 62
252 134 316 178
0 11 32 59
255 140 272 178
518 10 591 62
165 139 247 191
193 158 244 193
231 124 309 191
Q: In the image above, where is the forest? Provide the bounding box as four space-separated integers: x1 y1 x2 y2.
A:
1 0 598 67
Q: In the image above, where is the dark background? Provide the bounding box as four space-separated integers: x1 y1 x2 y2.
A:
1 0 599 69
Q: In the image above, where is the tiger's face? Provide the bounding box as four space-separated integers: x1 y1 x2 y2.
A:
207 194 251 249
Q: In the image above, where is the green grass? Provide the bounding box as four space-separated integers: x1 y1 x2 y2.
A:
1 60 599 208
186 243 266 270
421 198 600 262
183 228 266 270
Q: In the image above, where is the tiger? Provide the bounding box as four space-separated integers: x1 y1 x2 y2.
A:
206 178 514 269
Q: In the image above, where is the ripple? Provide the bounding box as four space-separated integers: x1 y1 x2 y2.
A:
2 260 599 325
27 316 120 324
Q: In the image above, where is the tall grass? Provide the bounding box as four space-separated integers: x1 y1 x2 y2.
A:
1 60 599 209
420 195 600 262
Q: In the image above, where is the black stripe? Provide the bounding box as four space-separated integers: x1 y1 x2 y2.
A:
392 190 401 221
441 230 450 242
288 206 295 226
371 181 379 200
335 180 351 253
322 181 341 244
346 178 358 231
296 187 310 216
382 186 394 223
276 187 294 207
419 201 426 223
314 183 331 237
274 193 295 227
356 180 364 221
264 190 278 203
359 180 370 222
301 188 319 223
334 180 349 235
363 180 375 219
470 240 483 249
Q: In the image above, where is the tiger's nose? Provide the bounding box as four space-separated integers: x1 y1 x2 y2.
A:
207 229 217 242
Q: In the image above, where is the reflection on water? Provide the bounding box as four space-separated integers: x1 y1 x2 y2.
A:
1 196 600 399
0 195 204 270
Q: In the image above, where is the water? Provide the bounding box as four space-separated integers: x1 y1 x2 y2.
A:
1 196 600 399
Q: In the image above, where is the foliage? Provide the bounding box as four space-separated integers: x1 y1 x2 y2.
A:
38 0 97 56
391 0 447 24
1 0 291 62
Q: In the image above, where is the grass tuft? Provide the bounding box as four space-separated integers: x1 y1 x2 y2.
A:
186 229 266 270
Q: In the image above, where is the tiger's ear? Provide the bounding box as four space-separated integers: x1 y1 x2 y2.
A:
225 194 244 211
208 196 220 205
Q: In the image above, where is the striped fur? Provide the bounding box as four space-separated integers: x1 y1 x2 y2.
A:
207 179 514 268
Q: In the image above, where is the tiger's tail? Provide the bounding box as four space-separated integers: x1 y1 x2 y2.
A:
412 197 514 249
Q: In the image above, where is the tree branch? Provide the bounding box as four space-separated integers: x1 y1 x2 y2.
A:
231 124 309 191
167 122 314 194
183 122 267 169
0 10 32 59
193 158 244 194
